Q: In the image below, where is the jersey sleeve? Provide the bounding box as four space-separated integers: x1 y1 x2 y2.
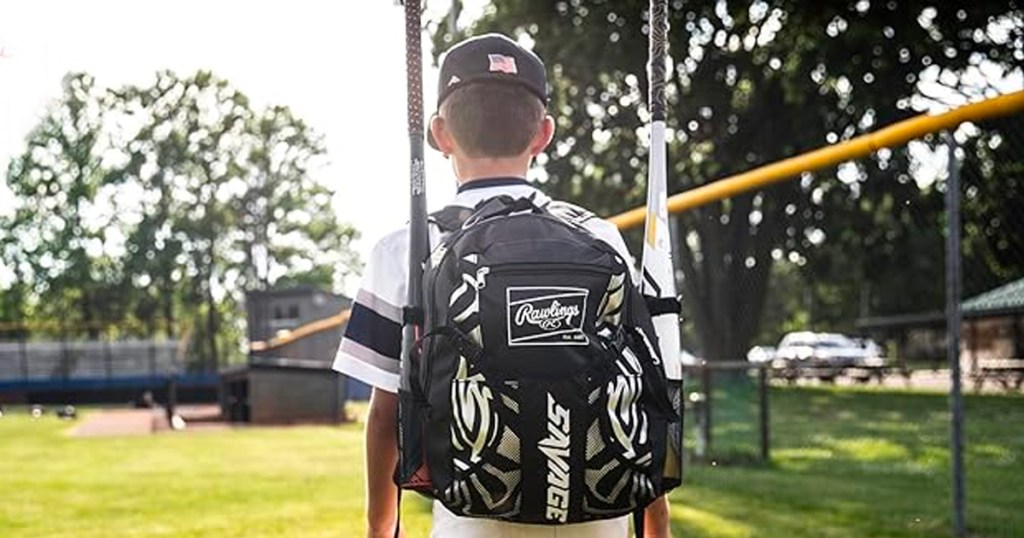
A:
584 218 639 281
332 231 408 393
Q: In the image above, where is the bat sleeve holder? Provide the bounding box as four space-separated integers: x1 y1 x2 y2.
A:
644 295 682 316
402 306 425 326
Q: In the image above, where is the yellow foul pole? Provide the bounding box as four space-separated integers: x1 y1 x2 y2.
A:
609 90 1024 230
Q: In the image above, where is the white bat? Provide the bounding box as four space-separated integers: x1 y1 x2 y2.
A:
641 0 682 382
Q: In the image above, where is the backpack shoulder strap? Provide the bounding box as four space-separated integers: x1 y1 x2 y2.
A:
429 205 475 233
544 200 597 228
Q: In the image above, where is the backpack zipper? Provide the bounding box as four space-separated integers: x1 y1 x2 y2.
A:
483 262 616 277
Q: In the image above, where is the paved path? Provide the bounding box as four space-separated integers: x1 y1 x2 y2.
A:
782 368 1023 395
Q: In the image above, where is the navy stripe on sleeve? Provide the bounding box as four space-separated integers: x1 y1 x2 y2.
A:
344 301 402 360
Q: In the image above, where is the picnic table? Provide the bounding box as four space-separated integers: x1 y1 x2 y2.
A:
971 359 1024 391
772 358 911 386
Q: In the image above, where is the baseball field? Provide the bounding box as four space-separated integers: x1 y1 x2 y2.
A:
1 386 1021 537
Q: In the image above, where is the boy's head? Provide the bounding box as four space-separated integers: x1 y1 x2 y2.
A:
428 34 554 161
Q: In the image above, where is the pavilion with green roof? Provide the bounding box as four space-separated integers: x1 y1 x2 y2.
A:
858 277 1024 369
962 277 1024 318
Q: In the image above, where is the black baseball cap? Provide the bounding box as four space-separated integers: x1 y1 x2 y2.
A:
428 33 549 151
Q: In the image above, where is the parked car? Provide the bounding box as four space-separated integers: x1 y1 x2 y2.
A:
746 345 777 363
680 349 701 366
774 331 878 369
852 337 884 362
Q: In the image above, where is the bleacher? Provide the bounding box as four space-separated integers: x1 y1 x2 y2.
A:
0 340 217 403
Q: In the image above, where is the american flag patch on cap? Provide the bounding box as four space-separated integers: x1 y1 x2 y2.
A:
488 54 518 74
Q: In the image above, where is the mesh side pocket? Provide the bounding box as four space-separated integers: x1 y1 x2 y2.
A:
582 345 658 518
443 376 522 519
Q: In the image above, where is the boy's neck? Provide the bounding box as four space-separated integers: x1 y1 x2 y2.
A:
454 155 530 185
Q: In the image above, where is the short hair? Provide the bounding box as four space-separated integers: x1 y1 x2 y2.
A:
440 82 545 158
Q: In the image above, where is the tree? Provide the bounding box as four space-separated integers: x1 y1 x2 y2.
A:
1 72 126 339
234 105 359 293
105 70 359 366
435 0 1023 359
960 114 1024 297
1 69 360 368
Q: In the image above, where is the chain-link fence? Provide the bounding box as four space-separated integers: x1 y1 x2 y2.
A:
668 110 1023 536
682 361 770 465
0 337 179 382
0 317 221 405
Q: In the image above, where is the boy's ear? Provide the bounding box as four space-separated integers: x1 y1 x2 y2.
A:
429 114 457 156
528 115 555 156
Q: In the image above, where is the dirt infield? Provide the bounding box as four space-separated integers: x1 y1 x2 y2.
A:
71 404 226 437
71 409 167 437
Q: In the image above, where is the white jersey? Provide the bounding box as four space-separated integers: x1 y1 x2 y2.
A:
332 178 632 537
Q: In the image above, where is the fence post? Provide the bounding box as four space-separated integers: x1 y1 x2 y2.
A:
945 132 966 538
759 364 770 462
166 374 177 424
60 317 69 380
103 326 112 381
702 363 713 457
19 328 28 381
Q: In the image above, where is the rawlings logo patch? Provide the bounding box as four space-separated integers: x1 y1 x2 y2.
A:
507 287 588 346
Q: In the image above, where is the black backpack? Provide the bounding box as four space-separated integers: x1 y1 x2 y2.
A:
397 195 682 525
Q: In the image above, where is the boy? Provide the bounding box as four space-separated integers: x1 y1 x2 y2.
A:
333 33 671 538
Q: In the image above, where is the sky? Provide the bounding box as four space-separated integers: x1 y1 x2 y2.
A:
0 0 486 295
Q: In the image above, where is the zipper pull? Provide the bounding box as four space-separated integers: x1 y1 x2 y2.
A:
476 267 490 289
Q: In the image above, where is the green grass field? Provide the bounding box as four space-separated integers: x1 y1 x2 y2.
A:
680 386 1024 538
0 387 1021 537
